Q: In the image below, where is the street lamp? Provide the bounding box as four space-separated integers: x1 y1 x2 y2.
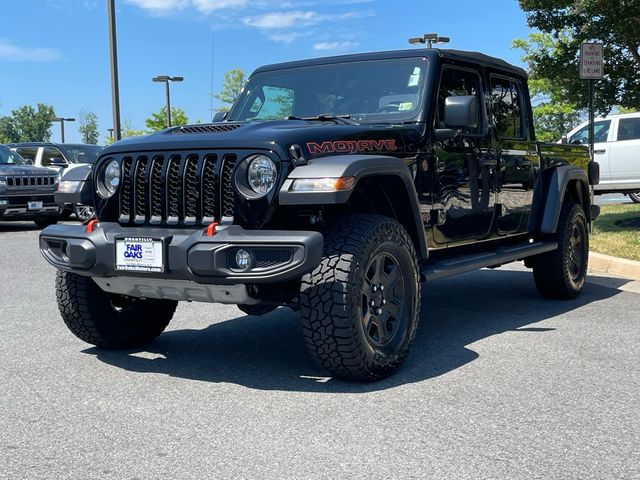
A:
53 117 76 143
152 75 184 127
409 33 450 48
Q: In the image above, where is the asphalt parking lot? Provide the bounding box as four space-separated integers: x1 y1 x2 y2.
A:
1 221 639 480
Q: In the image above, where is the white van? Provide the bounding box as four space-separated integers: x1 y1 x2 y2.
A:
566 112 640 203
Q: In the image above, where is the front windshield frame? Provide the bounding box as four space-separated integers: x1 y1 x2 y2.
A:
58 145 103 164
0 146 28 165
227 56 431 124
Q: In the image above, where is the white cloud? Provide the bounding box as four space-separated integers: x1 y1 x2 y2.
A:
242 10 366 29
0 41 61 62
313 41 357 51
125 0 248 14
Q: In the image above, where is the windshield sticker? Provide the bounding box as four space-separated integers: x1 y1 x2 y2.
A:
307 139 398 155
398 102 413 111
408 67 421 87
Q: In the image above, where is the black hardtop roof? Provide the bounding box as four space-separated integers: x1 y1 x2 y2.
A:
252 48 527 78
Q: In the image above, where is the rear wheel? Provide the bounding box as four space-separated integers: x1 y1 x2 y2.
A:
299 214 421 381
532 202 588 299
628 191 640 204
56 271 177 348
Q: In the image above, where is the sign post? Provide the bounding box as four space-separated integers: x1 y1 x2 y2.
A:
579 43 604 161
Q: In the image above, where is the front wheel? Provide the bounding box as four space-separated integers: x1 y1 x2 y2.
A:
56 271 177 348
532 202 589 299
74 203 95 222
628 191 640 204
299 214 421 381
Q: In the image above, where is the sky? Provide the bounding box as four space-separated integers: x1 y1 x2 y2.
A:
2 0 534 144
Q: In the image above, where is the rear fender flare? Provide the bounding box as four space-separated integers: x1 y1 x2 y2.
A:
539 165 591 234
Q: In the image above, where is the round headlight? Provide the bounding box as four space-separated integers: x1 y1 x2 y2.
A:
100 159 121 198
247 155 277 195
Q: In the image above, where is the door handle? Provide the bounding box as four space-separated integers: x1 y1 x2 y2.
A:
594 149 606 154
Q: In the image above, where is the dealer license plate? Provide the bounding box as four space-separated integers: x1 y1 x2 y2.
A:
115 237 164 273
28 201 43 210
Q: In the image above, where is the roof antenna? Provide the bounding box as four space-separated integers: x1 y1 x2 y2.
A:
409 33 450 48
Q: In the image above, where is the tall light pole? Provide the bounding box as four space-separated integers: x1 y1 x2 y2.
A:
107 0 121 141
152 76 184 127
53 117 75 143
409 33 450 48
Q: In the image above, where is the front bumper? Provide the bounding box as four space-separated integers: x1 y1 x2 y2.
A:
0 194 59 220
39 222 323 303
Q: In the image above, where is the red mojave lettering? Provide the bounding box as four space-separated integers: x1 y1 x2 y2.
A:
306 139 398 155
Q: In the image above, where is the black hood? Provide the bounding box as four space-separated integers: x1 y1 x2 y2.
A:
0 165 57 176
101 120 427 159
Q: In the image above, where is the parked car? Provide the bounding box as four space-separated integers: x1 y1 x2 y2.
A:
40 47 596 381
565 112 640 202
8 142 104 218
0 145 60 228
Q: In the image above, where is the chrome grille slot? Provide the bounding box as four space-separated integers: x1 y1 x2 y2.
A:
119 157 133 222
149 155 165 224
220 154 236 219
133 156 148 223
201 154 218 223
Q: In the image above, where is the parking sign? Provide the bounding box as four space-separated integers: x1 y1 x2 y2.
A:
580 43 604 79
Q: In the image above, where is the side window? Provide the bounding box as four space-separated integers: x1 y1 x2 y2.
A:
617 118 640 141
437 68 483 134
569 120 611 145
41 147 67 167
16 147 38 163
491 77 524 139
250 86 294 120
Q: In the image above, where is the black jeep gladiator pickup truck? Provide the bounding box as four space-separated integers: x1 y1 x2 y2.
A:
0 145 60 228
40 48 598 380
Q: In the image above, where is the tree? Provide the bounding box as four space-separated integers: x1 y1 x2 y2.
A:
514 34 583 142
213 68 246 111
517 0 640 114
104 120 147 145
0 104 55 143
145 107 188 131
78 110 99 144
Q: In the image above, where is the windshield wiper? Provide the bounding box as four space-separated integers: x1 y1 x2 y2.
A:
287 114 358 125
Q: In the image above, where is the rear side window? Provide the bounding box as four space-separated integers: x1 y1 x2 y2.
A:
490 77 524 139
569 120 611 145
436 67 483 134
617 117 640 141
41 147 67 167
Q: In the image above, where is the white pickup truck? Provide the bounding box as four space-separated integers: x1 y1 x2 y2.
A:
566 112 640 203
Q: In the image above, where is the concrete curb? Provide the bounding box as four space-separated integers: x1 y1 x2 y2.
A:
589 252 640 281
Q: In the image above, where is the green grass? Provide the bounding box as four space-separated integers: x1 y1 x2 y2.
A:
590 204 640 261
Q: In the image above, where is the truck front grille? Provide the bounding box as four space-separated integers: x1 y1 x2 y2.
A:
5 175 57 189
115 151 238 226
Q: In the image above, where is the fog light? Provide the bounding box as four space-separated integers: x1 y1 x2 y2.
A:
235 249 252 271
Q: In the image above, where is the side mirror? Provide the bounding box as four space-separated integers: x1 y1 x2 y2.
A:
43 157 68 168
560 134 568 144
24 157 34 165
444 95 478 129
212 111 227 122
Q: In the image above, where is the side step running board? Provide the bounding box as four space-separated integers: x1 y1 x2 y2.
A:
423 241 558 282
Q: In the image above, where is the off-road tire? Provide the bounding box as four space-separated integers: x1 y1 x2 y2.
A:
628 191 640 204
299 214 421 381
533 202 589 299
34 217 58 229
56 271 177 348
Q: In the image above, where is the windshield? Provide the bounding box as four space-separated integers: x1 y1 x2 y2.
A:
58 145 103 164
228 57 429 124
0 146 28 165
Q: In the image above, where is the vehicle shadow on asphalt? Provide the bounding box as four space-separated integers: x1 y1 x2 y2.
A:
86 269 625 393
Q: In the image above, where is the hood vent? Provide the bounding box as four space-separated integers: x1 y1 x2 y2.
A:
174 123 243 134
